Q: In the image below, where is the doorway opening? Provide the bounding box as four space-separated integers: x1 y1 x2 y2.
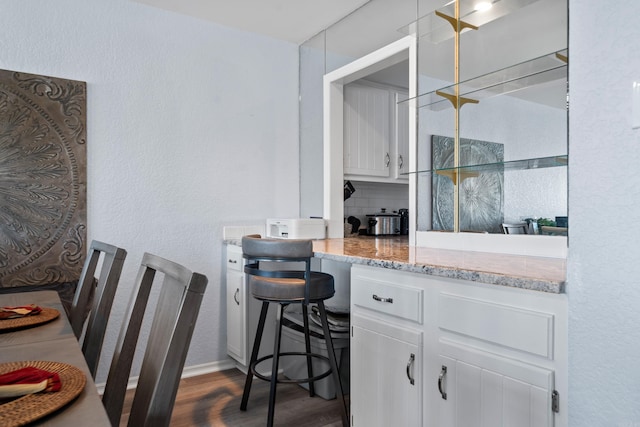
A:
323 36 416 240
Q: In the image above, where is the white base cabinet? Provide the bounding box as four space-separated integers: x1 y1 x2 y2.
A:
350 265 567 427
225 244 277 372
351 315 422 427
225 244 246 364
437 343 555 427
350 266 424 426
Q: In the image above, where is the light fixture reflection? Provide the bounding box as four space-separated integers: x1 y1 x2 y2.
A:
474 1 493 11
399 0 542 43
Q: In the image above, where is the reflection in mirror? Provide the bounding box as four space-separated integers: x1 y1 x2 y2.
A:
325 0 417 72
299 0 418 220
415 0 568 235
300 31 326 218
301 0 568 245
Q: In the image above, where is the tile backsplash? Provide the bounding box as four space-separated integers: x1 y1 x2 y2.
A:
344 181 409 229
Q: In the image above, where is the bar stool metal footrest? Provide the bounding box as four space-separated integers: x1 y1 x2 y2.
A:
251 351 332 384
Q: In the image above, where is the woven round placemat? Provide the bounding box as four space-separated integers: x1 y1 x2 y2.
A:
0 308 60 332
0 361 86 427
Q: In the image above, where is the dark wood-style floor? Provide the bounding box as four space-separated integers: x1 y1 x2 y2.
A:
119 368 345 426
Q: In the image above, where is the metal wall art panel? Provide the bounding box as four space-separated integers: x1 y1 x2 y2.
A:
0 69 87 287
432 135 504 233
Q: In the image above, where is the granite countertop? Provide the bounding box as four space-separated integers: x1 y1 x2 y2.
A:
312 236 566 294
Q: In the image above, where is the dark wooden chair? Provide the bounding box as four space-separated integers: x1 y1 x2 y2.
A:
239 234 348 427
69 240 127 378
101 252 208 427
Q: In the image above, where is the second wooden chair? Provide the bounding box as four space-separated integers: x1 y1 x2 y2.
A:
69 239 127 378
101 252 208 427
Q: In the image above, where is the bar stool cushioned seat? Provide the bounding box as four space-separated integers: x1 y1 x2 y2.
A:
239 235 348 427
248 272 335 302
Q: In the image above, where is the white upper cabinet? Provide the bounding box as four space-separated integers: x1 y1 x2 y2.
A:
344 82 391 178
394 90 410 181
344 82 409 183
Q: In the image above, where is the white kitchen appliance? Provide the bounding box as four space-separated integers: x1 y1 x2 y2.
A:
266 218 326 239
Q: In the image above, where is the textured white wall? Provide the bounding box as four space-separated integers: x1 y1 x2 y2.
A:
0 0 299 381
568 0 640 425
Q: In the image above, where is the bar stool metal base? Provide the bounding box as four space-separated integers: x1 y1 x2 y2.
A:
240 301 348 427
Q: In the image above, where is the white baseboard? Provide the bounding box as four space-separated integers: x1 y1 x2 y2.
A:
95 358 237 394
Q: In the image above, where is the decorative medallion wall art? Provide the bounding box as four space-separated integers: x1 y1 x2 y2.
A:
431 135 504 233
0 69 87 287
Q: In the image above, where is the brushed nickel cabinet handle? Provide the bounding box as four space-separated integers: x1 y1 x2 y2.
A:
233 288 240 305
438 365 447 400
372 294 393 303
406 353 415 385
385 152 390 167
398 155 404 169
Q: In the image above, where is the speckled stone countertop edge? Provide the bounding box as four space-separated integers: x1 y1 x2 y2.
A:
224 240 564 294
312 252 564 294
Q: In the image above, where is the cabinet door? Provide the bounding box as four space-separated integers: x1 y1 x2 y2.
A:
351 315 421 427
436 343 555 427
344 83 391 178
226 248 246 365
394 91 409 181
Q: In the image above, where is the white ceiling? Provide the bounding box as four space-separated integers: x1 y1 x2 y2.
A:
131 0 567 109
132 0 371 44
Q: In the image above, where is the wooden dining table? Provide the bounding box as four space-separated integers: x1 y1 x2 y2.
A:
0 290 111 426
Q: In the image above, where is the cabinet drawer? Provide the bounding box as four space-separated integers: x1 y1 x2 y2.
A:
352 275 423 323
226 246 243 271
438 292 554 359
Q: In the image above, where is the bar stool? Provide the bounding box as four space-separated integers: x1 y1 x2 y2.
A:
239 234 348 427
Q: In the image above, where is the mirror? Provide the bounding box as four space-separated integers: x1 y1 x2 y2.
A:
414 0 568 236
300 0 568 252
299 1 418 221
